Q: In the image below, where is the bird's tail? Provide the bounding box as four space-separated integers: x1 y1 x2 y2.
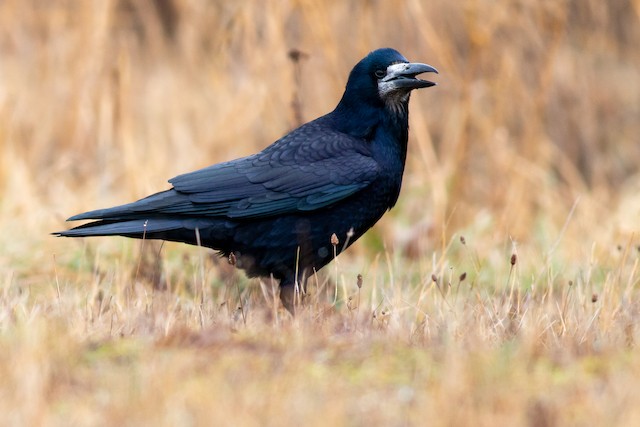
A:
54 218 184 238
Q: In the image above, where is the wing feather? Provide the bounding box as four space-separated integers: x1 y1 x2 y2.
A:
70 120 380 222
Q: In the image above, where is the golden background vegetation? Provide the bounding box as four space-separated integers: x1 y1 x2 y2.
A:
1 0 639 425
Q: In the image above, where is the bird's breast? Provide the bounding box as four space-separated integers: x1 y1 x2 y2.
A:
368 125 408 209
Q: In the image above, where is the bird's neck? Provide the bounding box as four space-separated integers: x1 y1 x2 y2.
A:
330 98 410 145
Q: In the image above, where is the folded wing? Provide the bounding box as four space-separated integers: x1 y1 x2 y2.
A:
68 121 380 222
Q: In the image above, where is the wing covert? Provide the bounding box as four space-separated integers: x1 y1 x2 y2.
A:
168 121 379 219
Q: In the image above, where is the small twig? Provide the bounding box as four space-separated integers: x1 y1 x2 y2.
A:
355 274 362 332
288 48 309 128
331 233 339 306
294 246 302 314
507 251 518 307
52 254 61 300
194 227 205 327
134 220 149 283
431 274 453 310
228 253 246 326
579 307 601 344
235 281 246 326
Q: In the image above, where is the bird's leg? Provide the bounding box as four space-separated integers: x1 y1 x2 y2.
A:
279 280 296 315
279 274 307 315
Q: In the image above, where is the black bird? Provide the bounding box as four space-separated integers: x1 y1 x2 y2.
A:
56 48 438 312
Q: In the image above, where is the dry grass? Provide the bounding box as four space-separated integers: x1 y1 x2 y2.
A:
1 0 640 425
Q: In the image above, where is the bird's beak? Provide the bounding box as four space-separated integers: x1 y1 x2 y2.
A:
382 62 439 89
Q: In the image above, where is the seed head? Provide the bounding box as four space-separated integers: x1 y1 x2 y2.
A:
357 274 363 289
459 272 467 282
592 293 598 303
510 254 517 266
228 252 237 266
331 233 339 246
460 236 466 245
288 48 308 62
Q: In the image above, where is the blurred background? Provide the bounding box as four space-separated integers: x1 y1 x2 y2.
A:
0 0 639 279
2 4 639 423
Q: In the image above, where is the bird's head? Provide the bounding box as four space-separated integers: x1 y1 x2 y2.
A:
340 48 438 114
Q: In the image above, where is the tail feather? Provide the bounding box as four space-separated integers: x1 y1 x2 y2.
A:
66 189 182 221
54 218 184 238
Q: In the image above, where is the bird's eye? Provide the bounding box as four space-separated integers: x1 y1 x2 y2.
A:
374 69 386 79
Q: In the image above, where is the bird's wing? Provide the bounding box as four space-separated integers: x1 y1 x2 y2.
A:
67 124 379 222
167 124 380 219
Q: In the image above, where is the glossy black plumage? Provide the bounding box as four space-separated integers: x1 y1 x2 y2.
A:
56 48 438 311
